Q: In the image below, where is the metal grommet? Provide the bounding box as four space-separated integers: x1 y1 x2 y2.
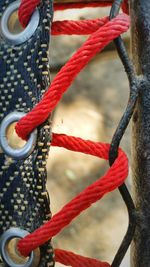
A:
0 0 39 45
0 228 34 267
0 112 37 159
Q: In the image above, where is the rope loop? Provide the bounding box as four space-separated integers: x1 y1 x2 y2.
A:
17 133 128 257
1 0 132 266
15 13 129 140
18 0 129 28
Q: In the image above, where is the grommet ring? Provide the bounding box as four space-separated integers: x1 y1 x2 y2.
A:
0 112 37 159
0 0 39 45
0 228 34 267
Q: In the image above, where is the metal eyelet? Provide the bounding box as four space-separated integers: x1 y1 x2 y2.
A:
0 112 37 159
0 228 34 267
0 0 39 45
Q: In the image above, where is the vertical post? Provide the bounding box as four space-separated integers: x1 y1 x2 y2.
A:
130 1 150 266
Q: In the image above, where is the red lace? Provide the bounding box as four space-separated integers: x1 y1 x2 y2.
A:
15 13 129 140
18 133 128 258
15 1 129 266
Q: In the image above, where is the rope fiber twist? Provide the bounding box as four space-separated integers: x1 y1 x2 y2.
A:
15 13 129 140
18 133 128 256
2 0 133 266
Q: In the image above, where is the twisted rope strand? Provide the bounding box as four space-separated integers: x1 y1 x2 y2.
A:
55 248 111 267
18 0 129 27
18 0 113 27
16 13 129 140
18 133 128 256
122 0 129 14
52 17 108 35
54 1 112 11
15 1 130 265
18 0 40 27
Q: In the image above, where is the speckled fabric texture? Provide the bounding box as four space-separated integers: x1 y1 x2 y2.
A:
0 0 54 265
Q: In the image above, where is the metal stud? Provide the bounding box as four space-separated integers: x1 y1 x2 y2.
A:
0 112 37 159
0 228 34 267
0 0 39 45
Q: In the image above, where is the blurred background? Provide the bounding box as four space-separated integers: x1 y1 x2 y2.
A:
47 6 131 267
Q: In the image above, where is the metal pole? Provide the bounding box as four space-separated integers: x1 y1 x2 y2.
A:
130 1 150 266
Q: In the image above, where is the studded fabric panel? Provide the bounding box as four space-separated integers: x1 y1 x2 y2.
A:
0 0 54 266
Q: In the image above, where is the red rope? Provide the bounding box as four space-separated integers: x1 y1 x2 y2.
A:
17 133 128 256
52 17 108 35
14 1 130 265
122 0 129 15
55 248 111 267
54 1 112 11
18 0 40 28
15 13 129 140
18 0 129 27
18 0 113 27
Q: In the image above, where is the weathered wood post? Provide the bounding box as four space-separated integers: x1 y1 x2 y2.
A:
130 1 150 266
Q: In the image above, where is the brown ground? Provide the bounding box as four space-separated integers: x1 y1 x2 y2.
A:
47 7 131 267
